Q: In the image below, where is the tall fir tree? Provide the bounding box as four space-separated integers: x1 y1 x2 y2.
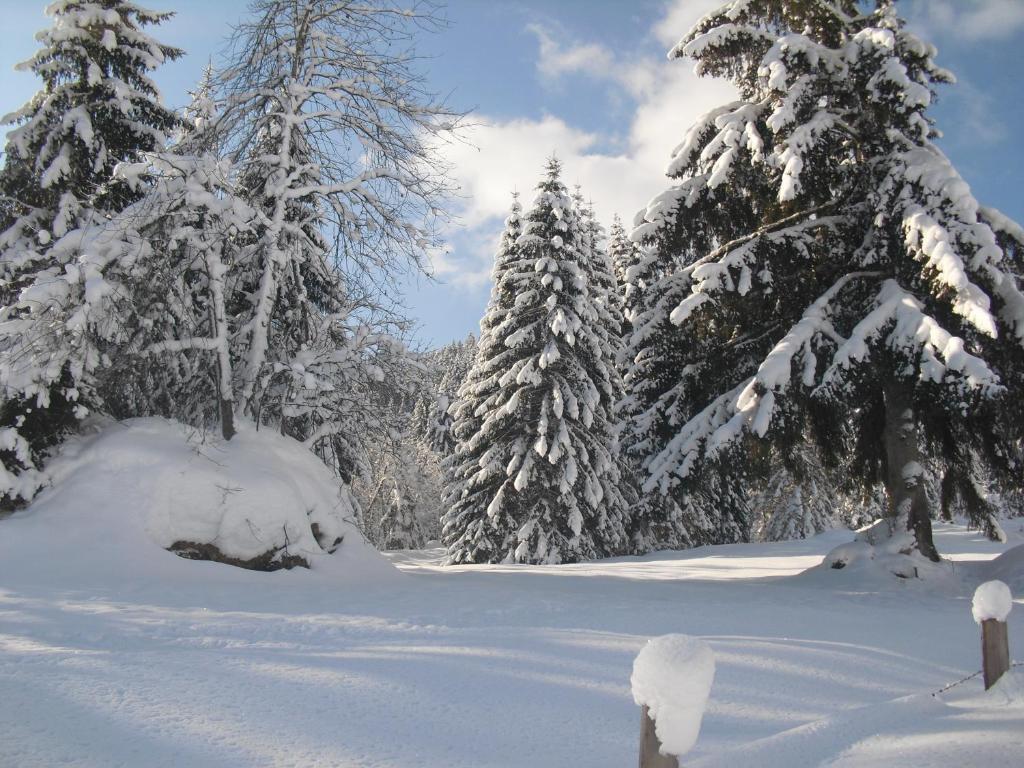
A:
575 193 625 365
442 195 525 561
610 212 698 553
0 1 182 503
444 164 629 564
609 215 641 341
749 441 838 542
624 0 1024 572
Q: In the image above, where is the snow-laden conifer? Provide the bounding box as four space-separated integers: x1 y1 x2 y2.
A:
609 215 641 341
441 195 525 561
576 193 625 378
749 443 837 542
619 230 750 548
412 334 478 457
444 166 629 564
625 0 1024 570
0 1 182 502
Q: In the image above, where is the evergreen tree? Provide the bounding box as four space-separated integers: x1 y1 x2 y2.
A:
412 334 478 457
443 165 628 564
750 443 837 542
609 215 641 340
626 0 1024 573
619 228 751 549
376 436 432 550
0 1 182 503
610 213 700 553
441 195 525 561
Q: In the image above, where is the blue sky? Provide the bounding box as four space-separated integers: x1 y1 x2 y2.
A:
2 0 1022 348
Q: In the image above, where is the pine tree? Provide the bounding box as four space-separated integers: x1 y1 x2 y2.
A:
626 0 1024 573
609 215 641 340
441 195 525 561
750 443 837 542
412 334 478 457
576 193 625 371
610 214 700 553
0 1 182 503
443 165 629 564
618 225 751 549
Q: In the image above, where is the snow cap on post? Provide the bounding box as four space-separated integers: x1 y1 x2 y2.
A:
972 580 1014 624
631 634 715 758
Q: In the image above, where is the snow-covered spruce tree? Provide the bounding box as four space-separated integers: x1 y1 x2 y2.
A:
749 442 837 542
617 198 746 551
0 1 182 503
442 162 628 564
441 195 525 561
211 0 458 477
608 214 698 553
619 240 751 550
626 0 1024 572
412 333 478 457
609 215 642 341
576 194 627 395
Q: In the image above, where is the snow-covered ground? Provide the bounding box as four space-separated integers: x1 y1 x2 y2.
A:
0 424 1022 766
1 525 1021 767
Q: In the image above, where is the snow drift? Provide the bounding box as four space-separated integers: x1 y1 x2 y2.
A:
0 417 393 583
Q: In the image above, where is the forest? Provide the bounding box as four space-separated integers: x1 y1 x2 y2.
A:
0 2 1022 765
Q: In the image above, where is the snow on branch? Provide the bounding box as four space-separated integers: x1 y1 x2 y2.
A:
647 272 881 488
668 208 846 326
818 279 1003 396
897 145 1024 342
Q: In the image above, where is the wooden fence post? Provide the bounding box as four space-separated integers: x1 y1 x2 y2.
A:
981 618 1010 690
639 705 679 768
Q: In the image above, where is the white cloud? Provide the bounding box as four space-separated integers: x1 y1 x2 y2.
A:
907 0 1024 42
432 0 735 288
527 23 655 99
652 0 722 48
900 1 1015 148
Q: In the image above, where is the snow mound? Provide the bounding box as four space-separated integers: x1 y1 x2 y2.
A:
816 518 953 582
0 418 394 585
972 580 1014 624
982 668 1024 708
631 634 715 757
983 543 1024 593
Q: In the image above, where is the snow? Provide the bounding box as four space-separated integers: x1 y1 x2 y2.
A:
0 417 392 583
631 634 715 757
972 580 1014 624
1 520 1022 766
984 545 1024 593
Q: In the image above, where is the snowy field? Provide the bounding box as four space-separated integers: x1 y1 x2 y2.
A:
2 510 1023 767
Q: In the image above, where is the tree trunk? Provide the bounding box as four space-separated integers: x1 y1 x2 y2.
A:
882 384 939 562
206 262 235 442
